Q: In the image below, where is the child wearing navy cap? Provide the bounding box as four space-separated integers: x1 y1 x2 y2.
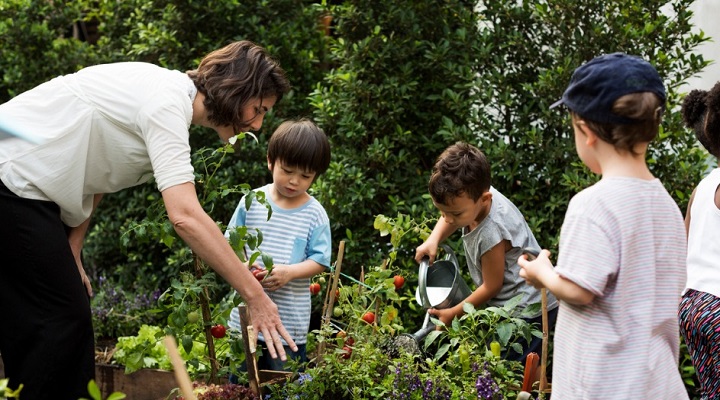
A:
518 53 689 399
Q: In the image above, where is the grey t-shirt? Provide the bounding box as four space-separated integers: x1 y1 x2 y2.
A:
462 187 558 318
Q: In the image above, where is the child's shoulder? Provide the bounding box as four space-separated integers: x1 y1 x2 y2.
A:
488 187 529 221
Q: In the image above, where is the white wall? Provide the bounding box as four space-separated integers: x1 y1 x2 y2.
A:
685 0 720 91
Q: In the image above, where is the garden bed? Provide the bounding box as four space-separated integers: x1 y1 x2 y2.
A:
95 363 177 400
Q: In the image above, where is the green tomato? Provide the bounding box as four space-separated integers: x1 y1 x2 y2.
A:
459 346 470 372
490 341 501 358
333 306 343 317
318 276 326 284
187 311 200 324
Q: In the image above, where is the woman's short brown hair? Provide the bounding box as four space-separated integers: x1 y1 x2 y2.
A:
187 40 290 131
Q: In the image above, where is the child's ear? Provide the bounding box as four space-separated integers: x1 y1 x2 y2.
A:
576 120 598 147
481 191 493 204
267 156 273 171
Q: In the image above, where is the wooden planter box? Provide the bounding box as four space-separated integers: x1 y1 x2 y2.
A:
1 357 176 400
95 364 178 400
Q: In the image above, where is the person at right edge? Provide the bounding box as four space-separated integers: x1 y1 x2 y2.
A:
678 81 720 400
517 53 689 399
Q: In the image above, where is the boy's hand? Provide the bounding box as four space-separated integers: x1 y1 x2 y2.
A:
518 249 553 289
415 240 439 264
261 264 292 291
428 307 456 330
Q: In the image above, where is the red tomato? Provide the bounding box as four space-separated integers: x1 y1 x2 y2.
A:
309 282 321 295
335 289 340 299
393 275 405 290
251 268 264 282
345 337 355 346
361 311 375 325
210 324 226 339
341 345 352 359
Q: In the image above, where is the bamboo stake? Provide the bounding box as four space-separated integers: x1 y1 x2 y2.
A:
163 336 197 400
539 288 550 393
317 241 345 360
238 304 261 396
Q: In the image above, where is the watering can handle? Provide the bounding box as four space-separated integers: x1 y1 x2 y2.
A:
418 257 432 309
441 244 459 268
418 244 457 309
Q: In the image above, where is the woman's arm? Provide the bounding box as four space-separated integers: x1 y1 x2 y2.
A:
67 193 103 297
161 182 297 359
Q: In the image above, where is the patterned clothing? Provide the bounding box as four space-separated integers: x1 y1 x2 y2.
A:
227 184 331 345
551 178 688 399
679 289 720 399
680 167 720 399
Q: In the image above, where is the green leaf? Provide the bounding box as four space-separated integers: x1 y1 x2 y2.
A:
87 380 101 400
496 321 513 346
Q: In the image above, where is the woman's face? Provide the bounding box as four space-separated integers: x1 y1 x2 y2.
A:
215 96 277 142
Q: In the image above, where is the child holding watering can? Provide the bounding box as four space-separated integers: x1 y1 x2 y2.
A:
415 142 558 364
517 53 688 399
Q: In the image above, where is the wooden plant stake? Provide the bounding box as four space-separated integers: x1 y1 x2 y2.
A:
163 335 198 400
539 287 551 393
373 259 389 328
317 241 345 360
238 304 262 396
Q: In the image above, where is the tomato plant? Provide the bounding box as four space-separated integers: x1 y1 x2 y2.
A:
210 324 226 339
309 282 321 295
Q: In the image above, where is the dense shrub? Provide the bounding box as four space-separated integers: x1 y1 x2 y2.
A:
470 1 710 250
310 0 484 274
312 0 709 274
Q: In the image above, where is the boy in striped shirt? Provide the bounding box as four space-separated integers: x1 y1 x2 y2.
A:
227 118 332 371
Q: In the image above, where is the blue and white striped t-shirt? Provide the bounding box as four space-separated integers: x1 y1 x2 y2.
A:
227 184 331 345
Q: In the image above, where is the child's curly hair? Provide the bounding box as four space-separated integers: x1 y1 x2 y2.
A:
681 81 720 158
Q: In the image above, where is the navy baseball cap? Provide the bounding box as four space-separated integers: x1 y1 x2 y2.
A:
550 52 666 124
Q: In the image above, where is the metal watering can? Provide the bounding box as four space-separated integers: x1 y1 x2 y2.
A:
393 245 472 355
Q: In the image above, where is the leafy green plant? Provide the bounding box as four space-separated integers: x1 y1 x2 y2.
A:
80 380 126 400
0 379 21 400
265 234 524 399
91 276 163 342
